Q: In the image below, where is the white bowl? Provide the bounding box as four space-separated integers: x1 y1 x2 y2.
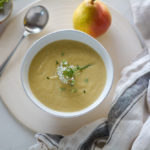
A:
21 29 113 118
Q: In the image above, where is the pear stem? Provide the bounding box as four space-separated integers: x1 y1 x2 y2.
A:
90 0 96 4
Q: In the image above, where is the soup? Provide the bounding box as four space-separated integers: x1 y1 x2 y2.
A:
29 40 106 112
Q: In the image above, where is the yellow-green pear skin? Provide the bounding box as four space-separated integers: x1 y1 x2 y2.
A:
73 0 111 37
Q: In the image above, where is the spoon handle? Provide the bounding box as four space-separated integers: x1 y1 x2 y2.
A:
0 31 28 76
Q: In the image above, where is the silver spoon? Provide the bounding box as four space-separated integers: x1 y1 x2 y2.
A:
0 5 49 76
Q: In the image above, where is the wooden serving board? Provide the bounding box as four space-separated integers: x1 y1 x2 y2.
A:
0 0 142 135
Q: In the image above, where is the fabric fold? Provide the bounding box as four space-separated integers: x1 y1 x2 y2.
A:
130 0 150 52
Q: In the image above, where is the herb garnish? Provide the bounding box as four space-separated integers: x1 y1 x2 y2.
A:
46 76 50 79
78 64 91 71
46 76 58 79
83 90 86 94
47 60 91 88
57 60 91 86
56 60 59 65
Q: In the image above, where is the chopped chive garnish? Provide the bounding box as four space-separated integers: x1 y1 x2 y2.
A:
46 76 50 79
46 76 58 79
84 78 88 83
83 90 86 94
60 87 66 91
56 60 59 65
79 64 91 71
61 52 64 56
56 60 92 86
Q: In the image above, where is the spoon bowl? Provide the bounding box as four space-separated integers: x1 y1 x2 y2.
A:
24 5 49 34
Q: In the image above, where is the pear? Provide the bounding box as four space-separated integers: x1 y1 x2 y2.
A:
73 0 111 37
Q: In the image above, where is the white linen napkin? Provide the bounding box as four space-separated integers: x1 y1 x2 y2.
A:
29 0 150 149
130 0 150 52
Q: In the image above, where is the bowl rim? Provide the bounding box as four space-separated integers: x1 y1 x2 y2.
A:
21 29 114 118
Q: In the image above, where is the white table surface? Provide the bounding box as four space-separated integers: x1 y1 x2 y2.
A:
0 0 133 149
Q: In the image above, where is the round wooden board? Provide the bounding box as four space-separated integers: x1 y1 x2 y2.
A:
0 0 142 135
